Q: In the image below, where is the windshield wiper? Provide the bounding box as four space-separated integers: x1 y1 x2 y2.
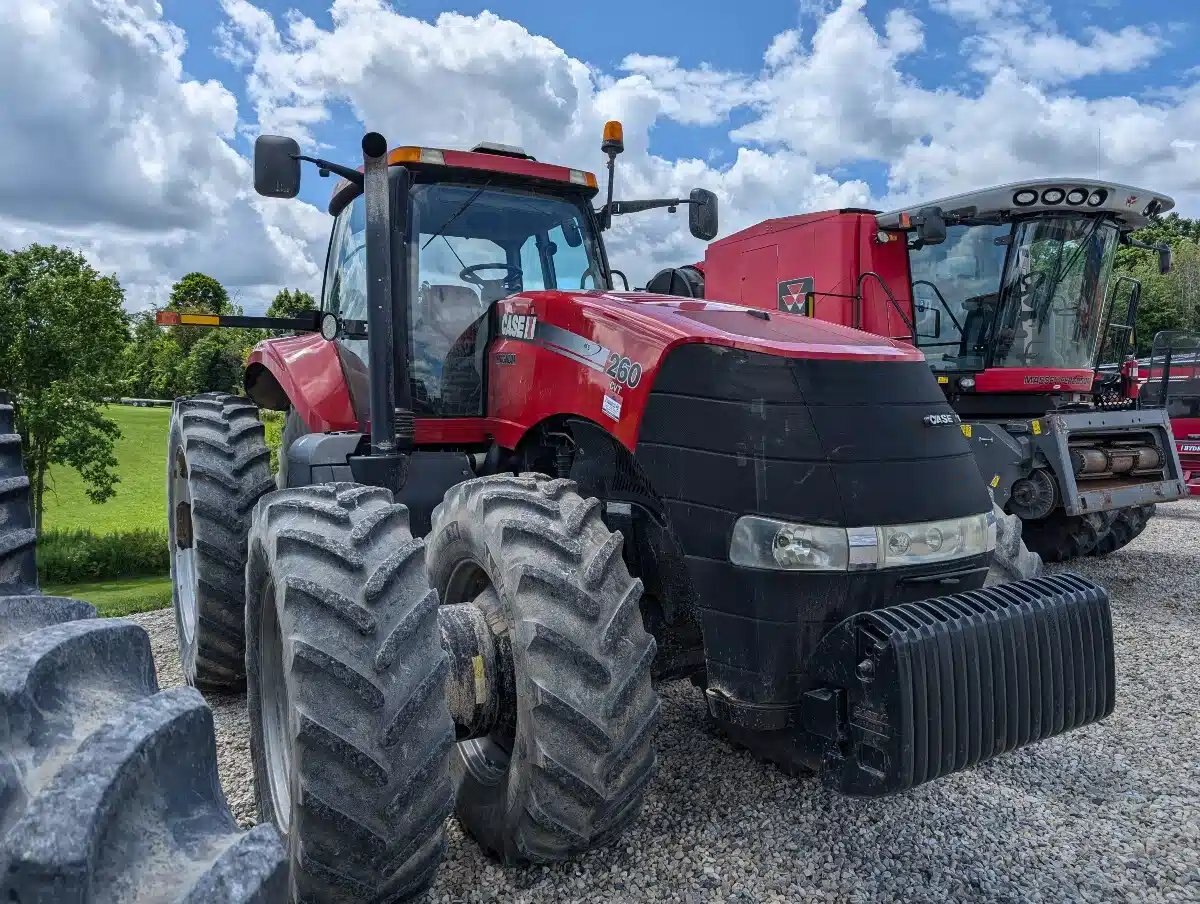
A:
422 181 491 250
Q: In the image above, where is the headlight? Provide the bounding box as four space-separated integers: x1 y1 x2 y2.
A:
729 513 995 571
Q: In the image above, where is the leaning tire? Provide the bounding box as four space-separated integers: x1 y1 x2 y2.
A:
427 474 660 864
0 595 287 901
0 399 37 596
1089 504 1155 557
246 483 455 902
1021 510 1113 563
168 392 275 690
986 502 1043 585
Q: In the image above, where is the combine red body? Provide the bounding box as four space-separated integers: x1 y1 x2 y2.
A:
701 211 1098 392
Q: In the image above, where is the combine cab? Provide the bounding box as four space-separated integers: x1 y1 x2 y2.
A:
149 131 1119 900
1141 331 1200 496
661 180 1187 561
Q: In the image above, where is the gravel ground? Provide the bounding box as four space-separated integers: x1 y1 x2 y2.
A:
133 499 1200 903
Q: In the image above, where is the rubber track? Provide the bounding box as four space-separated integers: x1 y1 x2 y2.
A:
169 392 274 689
246 483 454 902
428 473 659 864
1089 504 1156 557
0 601 286 902
1022 510 1113 563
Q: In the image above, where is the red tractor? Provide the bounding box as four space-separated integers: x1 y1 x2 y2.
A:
160 129 1116 900
656 180 1187 561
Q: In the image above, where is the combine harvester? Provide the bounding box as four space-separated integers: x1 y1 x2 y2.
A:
2 132 1119 901
655 180 1188 561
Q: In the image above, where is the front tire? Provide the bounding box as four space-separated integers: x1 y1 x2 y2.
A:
427 474 660 864
246 483 455 902
168 393 275 691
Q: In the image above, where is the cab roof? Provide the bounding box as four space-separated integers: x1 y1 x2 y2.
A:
877 179 1175 231
329 143 599 214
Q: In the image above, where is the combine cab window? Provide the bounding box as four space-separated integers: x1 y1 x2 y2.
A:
991 217 1119 370
910 216 1120 373
909 223 1009 371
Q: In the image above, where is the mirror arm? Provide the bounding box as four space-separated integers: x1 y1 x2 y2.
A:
295 154 364 186
608 198 693 216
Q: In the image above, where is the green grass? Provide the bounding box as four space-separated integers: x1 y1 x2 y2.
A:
41 405 170 533
43 575 173 618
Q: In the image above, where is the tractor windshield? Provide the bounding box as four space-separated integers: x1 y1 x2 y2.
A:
324 180 605 417
910 216 1120 373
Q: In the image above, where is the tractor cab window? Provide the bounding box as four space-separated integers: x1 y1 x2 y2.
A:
909 223 1009 372
408 181 604 415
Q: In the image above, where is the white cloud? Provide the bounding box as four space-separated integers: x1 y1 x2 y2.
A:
0 0 1198 311
0 0 321 311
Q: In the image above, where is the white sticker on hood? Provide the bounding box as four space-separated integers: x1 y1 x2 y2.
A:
602 394 622 422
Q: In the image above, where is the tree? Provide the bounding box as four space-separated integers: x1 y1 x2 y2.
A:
168 272 231 315
1117 214 1200 355
267 288 316 319
0 244 129 527
179 330 254 397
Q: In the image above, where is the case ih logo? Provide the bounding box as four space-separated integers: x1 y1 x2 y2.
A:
923 413 961 427
777 277 814 315
500 312 537 339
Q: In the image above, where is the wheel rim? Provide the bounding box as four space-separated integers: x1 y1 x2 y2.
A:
445 561 513 787
259 583 293 832
170 448 198 648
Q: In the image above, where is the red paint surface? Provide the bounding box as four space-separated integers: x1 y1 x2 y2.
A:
248 288 920 451
1173 416 1200 495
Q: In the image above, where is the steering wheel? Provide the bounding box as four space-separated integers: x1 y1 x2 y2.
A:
459 263 523 303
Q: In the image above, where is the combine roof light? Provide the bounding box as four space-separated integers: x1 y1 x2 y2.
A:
1066 188 1088 205
1041 188 1065 205
1013 189 1038 206
1144 198 1163 216
1087 188 1108 207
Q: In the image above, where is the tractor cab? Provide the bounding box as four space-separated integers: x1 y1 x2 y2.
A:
322 146 611 417
879 180 1174 406
1141 330 1200 495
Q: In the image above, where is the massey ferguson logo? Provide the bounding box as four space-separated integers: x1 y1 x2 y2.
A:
500 312 537 339
777 277 814 315
924 413 961 427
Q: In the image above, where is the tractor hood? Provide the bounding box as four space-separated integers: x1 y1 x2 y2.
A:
567 291 923 363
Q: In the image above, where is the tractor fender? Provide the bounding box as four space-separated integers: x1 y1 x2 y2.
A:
244 333 357 432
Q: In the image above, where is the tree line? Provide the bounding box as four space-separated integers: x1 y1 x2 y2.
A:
0 243 312 525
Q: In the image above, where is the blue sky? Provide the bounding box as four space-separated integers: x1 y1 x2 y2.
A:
3 0 1198 309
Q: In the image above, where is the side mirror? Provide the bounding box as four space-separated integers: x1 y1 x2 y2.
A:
1159 244 1173 275
689 188 718 241
254 135 301 199
913 206 947 246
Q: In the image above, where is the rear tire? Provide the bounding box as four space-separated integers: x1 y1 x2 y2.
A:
1021 510 1113 563
1089 504 1155 557
427 474 659 864
986 502 1043 585
168 393 275 691
246 483 455 902
0 400 37 596
0 596 287 902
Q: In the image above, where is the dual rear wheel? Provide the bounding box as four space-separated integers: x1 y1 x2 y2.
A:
169 398 660 900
